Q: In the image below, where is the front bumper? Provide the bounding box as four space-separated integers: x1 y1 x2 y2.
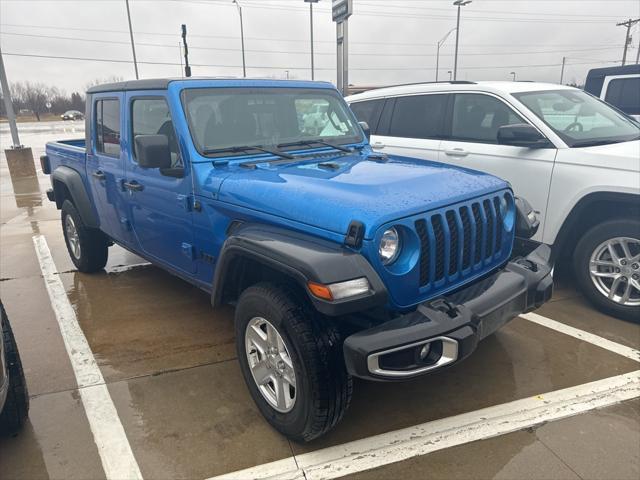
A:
343 242 553 380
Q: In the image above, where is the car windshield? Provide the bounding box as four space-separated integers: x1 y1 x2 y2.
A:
513 89 639 147
182 87 363 157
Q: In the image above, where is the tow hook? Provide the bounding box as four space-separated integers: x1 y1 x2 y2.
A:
430 298 459 318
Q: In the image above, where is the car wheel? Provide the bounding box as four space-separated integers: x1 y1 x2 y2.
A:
0 303 29 435
573 219 640 322
234 283 352 442
61 200 109 273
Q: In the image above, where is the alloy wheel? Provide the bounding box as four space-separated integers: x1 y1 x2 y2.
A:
589 236 640 306
65 215 81 260
245 317 297 413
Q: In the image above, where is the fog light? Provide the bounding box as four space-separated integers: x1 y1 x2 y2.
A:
419 343 431 360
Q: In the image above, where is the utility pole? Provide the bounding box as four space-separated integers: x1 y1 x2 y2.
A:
0 47 20 147
436 27 456 82
617 18 640 65
181 24 191 77
560 56 566 84
1 46 36 180
125 0 139 79
333 0 353 95
636 40 640 64
305 0 319 80
233 0 247 77
452 0 471 81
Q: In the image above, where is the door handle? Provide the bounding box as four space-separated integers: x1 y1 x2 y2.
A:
123 180 144 192
92 170 106 180
372 142 386 150
445 148 469 157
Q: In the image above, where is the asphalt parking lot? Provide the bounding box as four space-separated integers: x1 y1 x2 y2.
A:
1 122 639 480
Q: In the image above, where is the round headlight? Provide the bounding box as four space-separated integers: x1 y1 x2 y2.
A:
379 227 401 265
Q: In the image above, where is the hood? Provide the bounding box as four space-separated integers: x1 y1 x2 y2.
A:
570 140 640 171
210 152 509 239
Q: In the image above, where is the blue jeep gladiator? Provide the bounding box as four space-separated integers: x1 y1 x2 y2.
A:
42 78 552 441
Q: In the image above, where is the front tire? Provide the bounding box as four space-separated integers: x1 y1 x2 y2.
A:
0 303 29 435
573 219 640 322
61 200 109 273
234 283 352 442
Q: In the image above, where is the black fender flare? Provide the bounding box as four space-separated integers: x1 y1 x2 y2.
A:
211 223 388 316
51 166 99 228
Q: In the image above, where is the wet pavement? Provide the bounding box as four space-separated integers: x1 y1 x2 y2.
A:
0 122 638 480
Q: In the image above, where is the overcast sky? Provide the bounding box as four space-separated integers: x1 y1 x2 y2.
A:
1 0 639 94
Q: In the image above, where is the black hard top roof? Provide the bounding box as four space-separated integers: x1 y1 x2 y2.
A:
85 77 334 94
86 78 173 93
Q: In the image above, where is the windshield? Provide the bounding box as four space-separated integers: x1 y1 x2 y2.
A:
182 87 363 157
513 89 639 147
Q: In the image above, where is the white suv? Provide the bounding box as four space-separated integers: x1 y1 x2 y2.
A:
347 81 640 321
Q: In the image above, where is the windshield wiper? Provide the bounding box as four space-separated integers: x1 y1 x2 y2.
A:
203 144 294 159
277 139 353 153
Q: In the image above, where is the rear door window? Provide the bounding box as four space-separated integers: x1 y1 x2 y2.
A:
388 94 447 139
349 99 384 133
95 99 121 157
450 93 525 144
605 77 640 115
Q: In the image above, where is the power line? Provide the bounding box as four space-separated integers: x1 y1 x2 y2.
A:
0 23 626 48
1 51 619 72
0 31 622 57
181 0 617 23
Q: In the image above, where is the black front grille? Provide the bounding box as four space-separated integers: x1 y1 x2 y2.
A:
445 211 459 276
460 206 472 270
415 219 430 286
415 193 510 288
432 215 446 281
472 203 483 265
483 199 494 258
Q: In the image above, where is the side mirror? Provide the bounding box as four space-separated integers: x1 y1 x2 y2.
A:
497 124 551 148
135 135 172 169
358 121 371 142
515 196 540 239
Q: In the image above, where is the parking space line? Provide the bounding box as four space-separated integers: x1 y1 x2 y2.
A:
33 235 144 480
210 370 640 480
521 312 640 362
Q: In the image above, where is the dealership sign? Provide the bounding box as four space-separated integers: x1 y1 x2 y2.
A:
332 0 352 23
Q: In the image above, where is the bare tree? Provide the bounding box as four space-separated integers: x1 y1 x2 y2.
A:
85 76 125 91
11 82 51 121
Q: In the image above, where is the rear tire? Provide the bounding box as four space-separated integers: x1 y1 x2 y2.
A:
61 200 108 273
573 219 640 322
234 283 352 442
0 303 29 435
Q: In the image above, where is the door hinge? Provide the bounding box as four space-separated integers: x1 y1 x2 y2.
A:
177 194 191 211
177 194 202 212
181 242 195 260
119 217 132 230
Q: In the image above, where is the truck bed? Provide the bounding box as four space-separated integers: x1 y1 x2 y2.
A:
46 138 86 169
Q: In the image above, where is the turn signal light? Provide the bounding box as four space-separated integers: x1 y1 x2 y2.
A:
307 282 333 301
307 278 371 301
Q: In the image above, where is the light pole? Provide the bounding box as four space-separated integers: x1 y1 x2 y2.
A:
233 0 246 77
452 0 471 81
125 0 139 79
305 0 319 80
436 27 456 82
510 71 516 81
